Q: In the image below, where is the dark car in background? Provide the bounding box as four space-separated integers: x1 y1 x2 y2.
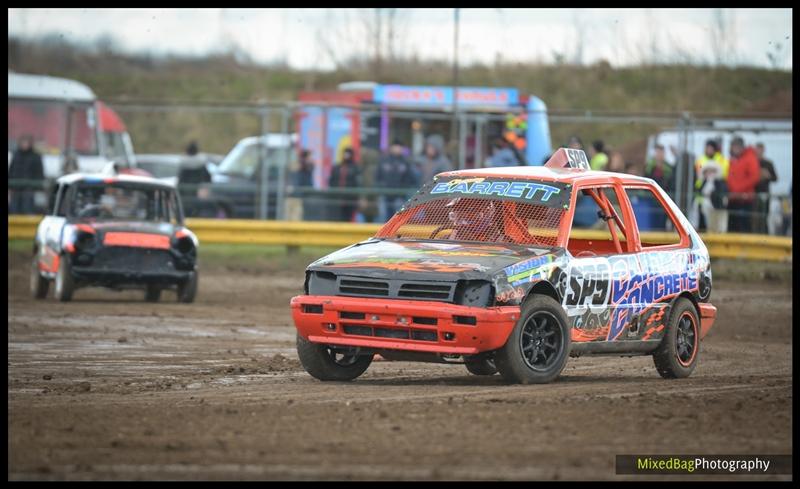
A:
206 134 296 219
135 153 225 218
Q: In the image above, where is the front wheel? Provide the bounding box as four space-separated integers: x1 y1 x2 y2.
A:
30 255 49 299
494 295 571 384
296 334 374 381
464 354 498 376
54 254 75 302
652 298 700 379
177 271 198 303
145 286 161 302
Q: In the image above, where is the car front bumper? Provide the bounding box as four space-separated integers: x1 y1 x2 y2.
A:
71 266 193 285
291 295 520 355
699 303 717 339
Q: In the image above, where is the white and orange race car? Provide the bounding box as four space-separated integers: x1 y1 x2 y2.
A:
30 173 199 302
292 149 716 384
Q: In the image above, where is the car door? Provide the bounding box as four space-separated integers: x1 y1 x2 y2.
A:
563 183 639 343
36 183 70 273
619 184 695 343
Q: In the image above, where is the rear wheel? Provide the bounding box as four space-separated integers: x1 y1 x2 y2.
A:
464 354 498 376
145 286 161 302
177 271 198 303
30 255 49 299
296 334 374 381
653 298 700 379
54 254 75 302
495 295 571 384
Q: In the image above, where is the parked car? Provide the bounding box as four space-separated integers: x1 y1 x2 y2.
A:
135 153 222 186
207 134 296 219
135 153 224 217
30 172 199 302
291 148 717 384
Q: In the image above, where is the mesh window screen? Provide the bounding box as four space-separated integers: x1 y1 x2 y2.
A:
376 197 565 247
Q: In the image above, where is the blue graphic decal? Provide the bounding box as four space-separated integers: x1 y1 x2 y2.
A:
431 179 561 203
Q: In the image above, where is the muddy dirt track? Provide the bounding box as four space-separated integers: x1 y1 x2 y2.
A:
8 249 793 480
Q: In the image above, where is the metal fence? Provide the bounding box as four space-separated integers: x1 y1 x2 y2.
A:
7 100 793 236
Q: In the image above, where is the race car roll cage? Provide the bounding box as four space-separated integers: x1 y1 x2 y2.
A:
382 186 631 253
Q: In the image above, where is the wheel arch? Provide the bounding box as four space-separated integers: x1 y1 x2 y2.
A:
523 280 561 305
671 291 701 321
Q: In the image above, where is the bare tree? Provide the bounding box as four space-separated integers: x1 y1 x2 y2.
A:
766 41 787 70
646 9 661 63
572 10 586 66
312 8 408 76
710 8 738 66
313 9 364 71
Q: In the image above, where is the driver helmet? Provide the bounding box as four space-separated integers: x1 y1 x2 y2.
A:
444 198 497 234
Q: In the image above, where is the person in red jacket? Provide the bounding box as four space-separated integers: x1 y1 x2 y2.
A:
726 136 761 233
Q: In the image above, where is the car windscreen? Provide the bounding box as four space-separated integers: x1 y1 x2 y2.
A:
375 177 571 247
217 142 291 179
137 161 180 179
69 181 177 223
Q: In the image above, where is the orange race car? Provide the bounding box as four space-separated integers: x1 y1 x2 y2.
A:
291 148 716 384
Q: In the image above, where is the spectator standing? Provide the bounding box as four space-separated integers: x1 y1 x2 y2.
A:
726 136 761 233
692 139 728 230
328 148 361 222
588 140 609 171
753 142 778 234
697 160 729 233
376 140 419 222
285 150 315 221
485 138 518 167
625 162 644 177
8 135 45 214
645 144 675 195
178 140 212 217
415 134 453 183
567 135 584 151
607 151 626 173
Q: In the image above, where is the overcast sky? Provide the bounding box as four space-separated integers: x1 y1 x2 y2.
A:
8 8 793 70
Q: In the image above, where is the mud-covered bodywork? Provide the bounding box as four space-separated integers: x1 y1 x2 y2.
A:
32 174 199 294
293 157 716 358
305 232 713 346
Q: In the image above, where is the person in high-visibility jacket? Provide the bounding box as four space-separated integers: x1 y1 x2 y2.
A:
691 139 729 230
588 140 609 171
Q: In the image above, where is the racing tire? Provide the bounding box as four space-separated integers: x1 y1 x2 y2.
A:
652 298 700 379
494 295 571 384
296 334 374 381
177 271 198 303
54 254 75 302
464 354 498 376
30 255 49 299
145 286 161 302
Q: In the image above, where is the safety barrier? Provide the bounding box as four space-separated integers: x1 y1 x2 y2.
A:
8 215 792 262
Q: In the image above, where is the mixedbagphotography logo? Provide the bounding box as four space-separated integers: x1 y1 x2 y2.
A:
616 455 792 475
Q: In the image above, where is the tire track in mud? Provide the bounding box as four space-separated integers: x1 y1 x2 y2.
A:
8 255 793 480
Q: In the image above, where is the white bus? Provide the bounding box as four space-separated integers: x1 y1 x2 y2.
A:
8 72 109 179
8 72 136 179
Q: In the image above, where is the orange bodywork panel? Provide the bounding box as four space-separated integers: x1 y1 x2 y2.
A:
291 295 520 355
698 303 717 339
103 232 171 250
39 246 60 273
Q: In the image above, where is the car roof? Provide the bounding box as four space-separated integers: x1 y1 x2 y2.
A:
8 72 96 102
436 166 655 186
235 133 298 148
135 154 187 165
56 172 176 188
